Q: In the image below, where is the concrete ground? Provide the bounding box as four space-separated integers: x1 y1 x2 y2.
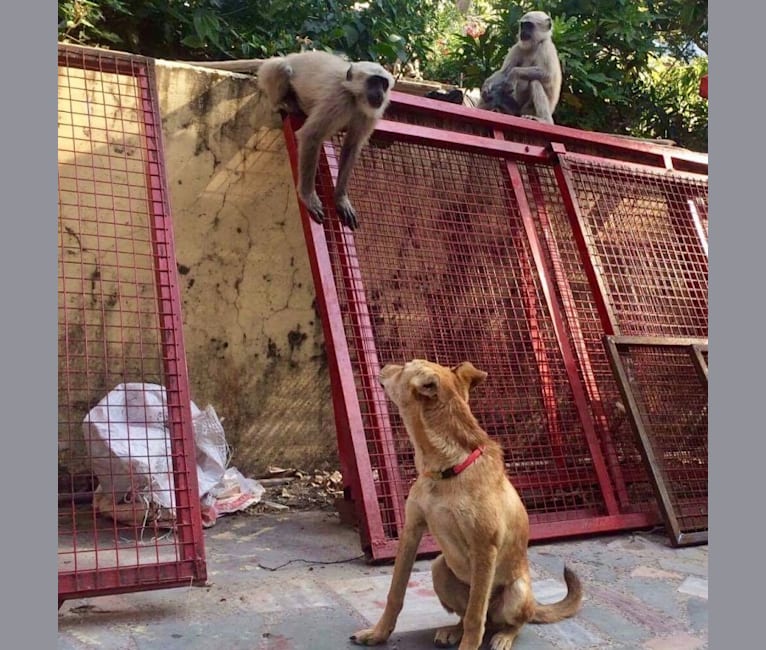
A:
58 510 708 649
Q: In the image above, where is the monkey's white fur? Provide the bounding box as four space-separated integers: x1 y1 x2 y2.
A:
191 51 394 228
480 11 562 124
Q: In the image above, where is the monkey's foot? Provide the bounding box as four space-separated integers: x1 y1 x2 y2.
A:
434 621 463 647
335 196 359 230
301 192 325 224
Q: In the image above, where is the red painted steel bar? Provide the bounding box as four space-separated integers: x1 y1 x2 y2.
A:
513 217 566 472
529 512 656 539
320 141 407 539
375 118 549 162
503 154 620 517
389 91 708 170
58 44 207 603
555 150 707 180
551 144 620 335
282 115 391 554
139 61 207 577
58 42 147 77
60 561 207 601
370 510 656 562
280 84 705 559
525 166 631 509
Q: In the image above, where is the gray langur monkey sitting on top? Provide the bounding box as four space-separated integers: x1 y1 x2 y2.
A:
478 10 562 124
193 50 395 230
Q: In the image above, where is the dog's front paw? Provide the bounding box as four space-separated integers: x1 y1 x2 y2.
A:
350 627 389 646
434 622 463 647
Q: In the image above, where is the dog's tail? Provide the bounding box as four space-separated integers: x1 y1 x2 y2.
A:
529 566 583 624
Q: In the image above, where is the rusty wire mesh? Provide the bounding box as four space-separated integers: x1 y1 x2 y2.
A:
518 163 658 514
318 137 613 544
285 100 708 559
560 155 709 338
605 338 708 546
58 45 205 602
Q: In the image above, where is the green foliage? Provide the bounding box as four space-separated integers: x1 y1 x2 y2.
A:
634 55 708 151
427 0 707 150
58 0 708 151
426 1 520 86
58 0 127 45
58 0 443 65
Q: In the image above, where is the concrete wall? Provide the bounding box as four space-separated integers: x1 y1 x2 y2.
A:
58 58 338 480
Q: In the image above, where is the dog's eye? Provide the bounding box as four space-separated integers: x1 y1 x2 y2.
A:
422 380 436 390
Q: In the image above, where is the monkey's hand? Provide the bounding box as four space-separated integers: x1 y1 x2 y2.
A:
349 626 391 646
335 195 360 230
521 114 553 124
300 191 325 225
509 66 550 83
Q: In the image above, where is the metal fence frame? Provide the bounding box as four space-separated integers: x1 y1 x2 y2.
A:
58 44 207 603
604 336 708 547
284 93 708 560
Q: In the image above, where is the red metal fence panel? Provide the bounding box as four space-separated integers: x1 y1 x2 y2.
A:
58 44 207 602
604 337 708 546
285 94 707 559
550 152 709 523
554 153 709 338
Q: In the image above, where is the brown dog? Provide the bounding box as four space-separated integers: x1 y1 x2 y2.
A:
350 360 582 650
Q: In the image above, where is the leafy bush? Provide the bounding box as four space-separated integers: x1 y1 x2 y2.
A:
58 0 707 150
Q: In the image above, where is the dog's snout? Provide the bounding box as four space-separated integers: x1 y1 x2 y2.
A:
379 363 401 386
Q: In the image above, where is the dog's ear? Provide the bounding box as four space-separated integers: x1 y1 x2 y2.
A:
411 371 439 399
452 361 488 392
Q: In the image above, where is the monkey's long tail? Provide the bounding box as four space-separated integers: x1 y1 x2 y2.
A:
182 59 266 74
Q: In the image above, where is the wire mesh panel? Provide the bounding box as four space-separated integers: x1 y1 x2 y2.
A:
336 140 615 545
517 162 664 519
283 96 707 560
604 337 708 546
555 154 709 338
284 114 664 559
58 44 206 602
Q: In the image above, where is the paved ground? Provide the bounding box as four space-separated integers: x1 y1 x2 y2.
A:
58 510 708 649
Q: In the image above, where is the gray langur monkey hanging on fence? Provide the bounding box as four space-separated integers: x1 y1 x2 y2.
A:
192 51 395 230
478 10 562 124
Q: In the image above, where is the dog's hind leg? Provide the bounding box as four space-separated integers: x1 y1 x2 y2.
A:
486 578 535 649
431 555 468 646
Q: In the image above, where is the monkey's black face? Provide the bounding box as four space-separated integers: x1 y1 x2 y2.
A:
366 75 390 109
519 21 535 40
519 17 551 41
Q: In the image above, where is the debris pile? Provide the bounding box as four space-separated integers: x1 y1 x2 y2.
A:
247 467 344 513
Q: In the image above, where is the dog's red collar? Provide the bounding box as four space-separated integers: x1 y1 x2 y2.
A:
426 446 486 480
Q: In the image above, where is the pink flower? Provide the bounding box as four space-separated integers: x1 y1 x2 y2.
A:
463 20 486 39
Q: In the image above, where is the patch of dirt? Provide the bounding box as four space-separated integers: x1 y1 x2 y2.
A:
245 467 345 514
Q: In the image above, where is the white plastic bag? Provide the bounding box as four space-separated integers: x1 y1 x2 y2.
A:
83 383 232 527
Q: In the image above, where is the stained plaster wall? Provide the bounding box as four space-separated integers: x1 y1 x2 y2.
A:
154 62 336 475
